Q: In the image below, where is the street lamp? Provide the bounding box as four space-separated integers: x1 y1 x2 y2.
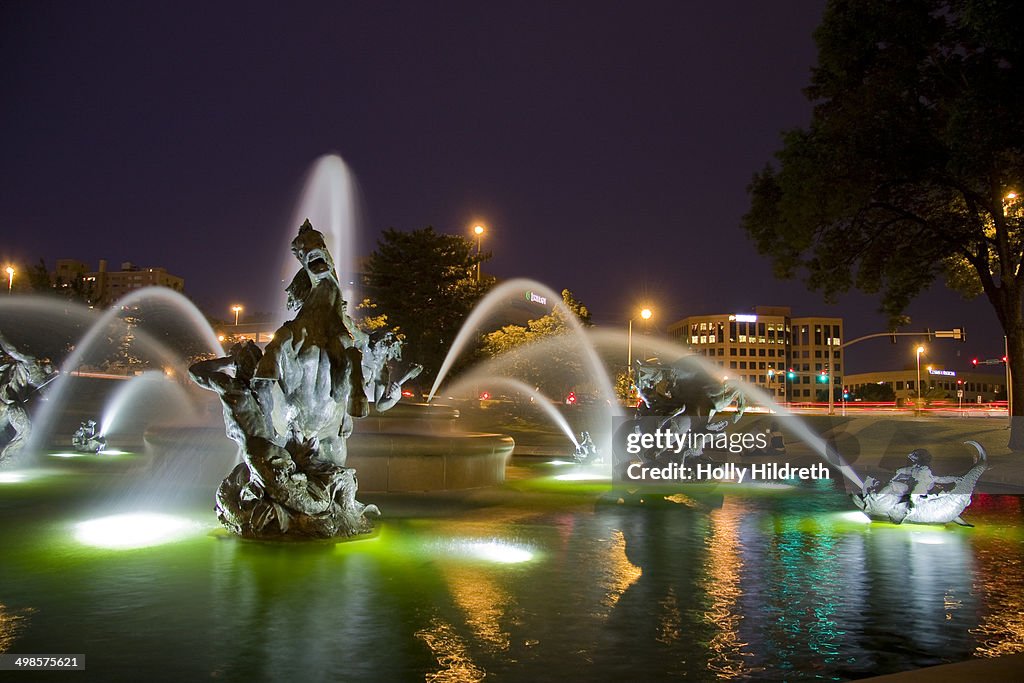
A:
473 224 485 282
5 266 13 294
916 345 925 415
232 305 243 326
627 307 654 400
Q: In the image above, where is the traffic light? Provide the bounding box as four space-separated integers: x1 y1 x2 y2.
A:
566 391 577 405
787 369 796 380
972 358 978 366
817 371 828 383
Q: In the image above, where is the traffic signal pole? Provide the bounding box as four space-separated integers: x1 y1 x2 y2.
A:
827 328 965 416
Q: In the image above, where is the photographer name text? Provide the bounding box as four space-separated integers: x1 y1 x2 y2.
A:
624 462 831 483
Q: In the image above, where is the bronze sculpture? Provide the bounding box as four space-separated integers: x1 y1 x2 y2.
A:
191 220 417 538
0 333 54 465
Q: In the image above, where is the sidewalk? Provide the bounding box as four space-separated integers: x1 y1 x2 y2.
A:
860 654 1024 682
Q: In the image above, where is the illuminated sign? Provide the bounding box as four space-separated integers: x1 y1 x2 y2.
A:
928 369 956 377
728 314 757 323
525 291 547 305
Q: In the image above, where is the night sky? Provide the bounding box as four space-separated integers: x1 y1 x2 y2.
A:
0 1 1004 374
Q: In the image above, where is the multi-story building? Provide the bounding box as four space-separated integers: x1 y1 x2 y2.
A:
54 258 89 286
53 259 185 305
845 367 1005 403
666 305 843 402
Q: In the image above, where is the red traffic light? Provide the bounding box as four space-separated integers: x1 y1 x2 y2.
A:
566 391 577 405
972 358 978 366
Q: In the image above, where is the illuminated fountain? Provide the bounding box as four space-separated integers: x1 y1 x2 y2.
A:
0 249 988 532
193 220 409 538
277 154 361 313
428 278 619 412
463 377 580 450
0 154 1019 680
137 155 514 496
430 313 990 524
0 290 217 466
26 287 222 459
99 371 197 443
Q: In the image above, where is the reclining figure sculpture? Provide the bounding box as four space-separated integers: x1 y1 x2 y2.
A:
191 220 418 539
852 441 988 526
72 419 106 453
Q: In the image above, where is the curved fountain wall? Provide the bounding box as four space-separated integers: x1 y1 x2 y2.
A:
144 401 514 493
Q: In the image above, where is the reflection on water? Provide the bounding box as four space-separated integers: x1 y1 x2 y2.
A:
972 541 1024 657
0 604 34 653
701 502 753 678
442 565 512 652
416 617 487 683
600 528 642 614
745 512 853 675
1 477 1024 681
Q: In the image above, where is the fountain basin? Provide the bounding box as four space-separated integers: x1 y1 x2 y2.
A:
144 425 514 492
348 431 514 491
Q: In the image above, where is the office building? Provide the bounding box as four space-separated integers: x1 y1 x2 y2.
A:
667 305 843 402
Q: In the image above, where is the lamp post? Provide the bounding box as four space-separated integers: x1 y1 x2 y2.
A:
627 308 653 401
5 266 13 294
639 308 652 362
232 305 243 326
916 345 925 415
473 224 485 282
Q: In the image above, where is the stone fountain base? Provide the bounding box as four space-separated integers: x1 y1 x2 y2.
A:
215 460 377 538
144 404 515 493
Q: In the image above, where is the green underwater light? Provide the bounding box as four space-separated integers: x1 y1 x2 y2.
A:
553 471 611 482
73 513 203 549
